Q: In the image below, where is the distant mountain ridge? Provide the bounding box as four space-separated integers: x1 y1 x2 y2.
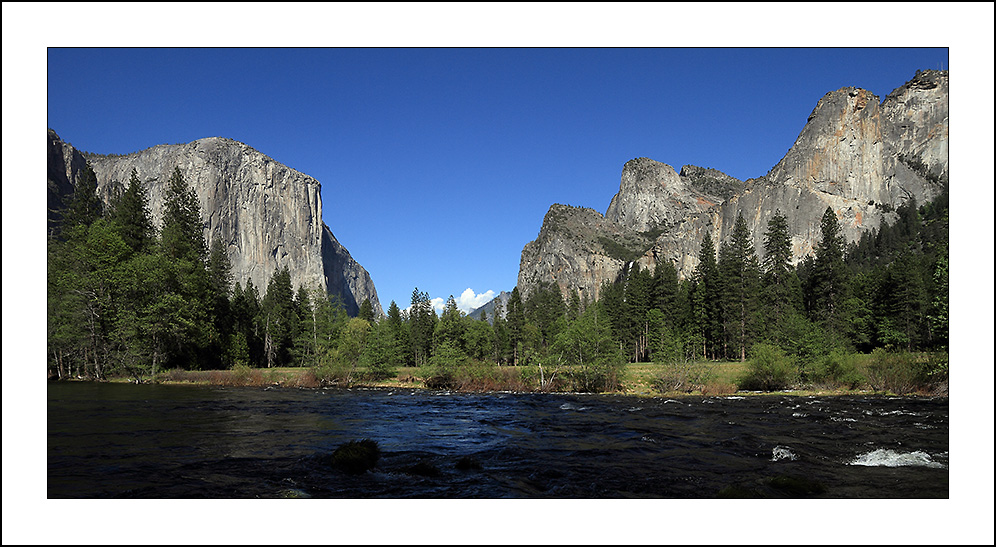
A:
516 70 949 303
47 129 383 317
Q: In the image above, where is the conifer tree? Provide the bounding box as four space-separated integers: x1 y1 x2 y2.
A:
808 207 849 333
408 288 435 366
110 169 155 254
719 214 761 361
692 232 721 359
261 267 295 367
506 287 526 365
161 167 206 262
62 161 103 235
358 298 375 322
434 295 466 351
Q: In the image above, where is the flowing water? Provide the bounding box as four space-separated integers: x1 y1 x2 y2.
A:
47 382 948 498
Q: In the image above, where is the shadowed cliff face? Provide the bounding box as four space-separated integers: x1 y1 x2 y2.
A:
47 130 382 317
518 70 948 299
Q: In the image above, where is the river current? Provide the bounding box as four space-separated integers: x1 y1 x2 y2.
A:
47 382 948 498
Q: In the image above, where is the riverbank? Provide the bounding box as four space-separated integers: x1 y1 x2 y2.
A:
88 359 945 398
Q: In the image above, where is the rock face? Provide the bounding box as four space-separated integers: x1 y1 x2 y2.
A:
517 70 948 300
47 129 383 317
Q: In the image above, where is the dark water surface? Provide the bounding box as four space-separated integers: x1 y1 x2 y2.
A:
48 382 948 498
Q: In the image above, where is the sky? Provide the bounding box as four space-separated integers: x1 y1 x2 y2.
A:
6 3 996 544
43 45 953 314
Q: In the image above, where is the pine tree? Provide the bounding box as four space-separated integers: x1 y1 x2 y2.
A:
62 161 103 235
261 267 295 367
434 295 466 351
161 167 206 262
506 287 526 365
720 214 761 361
110 169 155 254
692 232 720 359
358 298 375 322
808 207 850 333
524 281 566 350
409 288 435 367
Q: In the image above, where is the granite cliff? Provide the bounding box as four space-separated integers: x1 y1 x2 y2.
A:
517 70 948 302
47 130 383 317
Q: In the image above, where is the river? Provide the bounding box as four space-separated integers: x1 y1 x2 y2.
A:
47 382 948 498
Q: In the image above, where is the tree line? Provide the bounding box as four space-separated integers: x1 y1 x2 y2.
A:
48 160 948 391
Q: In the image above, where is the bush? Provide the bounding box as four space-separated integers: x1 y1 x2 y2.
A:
862 348 938 395
813 349 865 389
738 343 796 391
423 341 467 389
566 357 624 393
653 360 711 394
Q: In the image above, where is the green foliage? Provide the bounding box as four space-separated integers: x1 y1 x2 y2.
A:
160 167 206 262
597 235 642 262
110 169 155 254
812 349 864 389
552 303 624 392
358 298 375 322
424 340 468 389
738 343 796 391
408 288 436 367
653 359 712 394
861 348 943 395
807 207 850 333
359 319 401 380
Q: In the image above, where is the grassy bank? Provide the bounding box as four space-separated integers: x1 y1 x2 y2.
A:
104 352 946 397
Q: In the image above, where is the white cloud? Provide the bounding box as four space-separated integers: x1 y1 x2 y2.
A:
424 289 496 315
457 288 495 313
409 289 496 316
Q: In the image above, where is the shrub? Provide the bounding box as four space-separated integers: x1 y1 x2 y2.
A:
814 349 865 389
329 439 380 474
653 360 711 394
423 341 467 389
566 357 624 393
738 343 796 391
862 348 938 395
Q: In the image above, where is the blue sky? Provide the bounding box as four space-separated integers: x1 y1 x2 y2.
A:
44 45 951 313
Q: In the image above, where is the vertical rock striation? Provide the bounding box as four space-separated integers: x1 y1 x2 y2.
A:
47 130 382 317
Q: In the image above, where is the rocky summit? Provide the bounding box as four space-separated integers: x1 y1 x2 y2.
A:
516 70 948 302
47 130 382 317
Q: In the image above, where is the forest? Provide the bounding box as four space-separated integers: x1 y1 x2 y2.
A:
47 162 949 394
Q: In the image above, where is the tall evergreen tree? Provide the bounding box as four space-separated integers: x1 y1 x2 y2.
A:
506 287 526 365
524 281 566 350
261 267 295 367
358 298 375 322
62 161 103 235
434 295 466 351
692 232 721 359
761 209 804 331
718 214 761 361
408 288 435 367
808 207 849 333
651 260 680 326
161 167 206 262
110 169 155 254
